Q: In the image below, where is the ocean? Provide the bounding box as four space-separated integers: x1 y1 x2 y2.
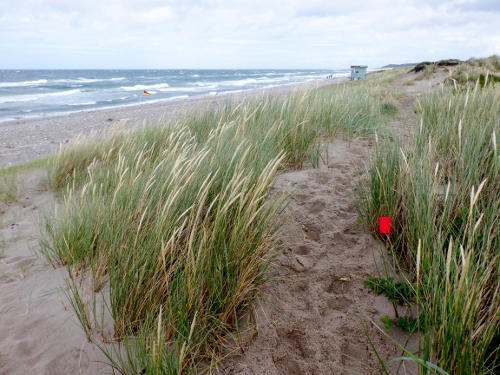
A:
0 69 349 123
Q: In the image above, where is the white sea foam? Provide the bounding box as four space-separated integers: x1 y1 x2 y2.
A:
76 77 125 83
54 77 125 84
68 102 97 106
0 89 81 104
121 83 170 91
224 78 257 86
0 79 47 88
158 87 197 92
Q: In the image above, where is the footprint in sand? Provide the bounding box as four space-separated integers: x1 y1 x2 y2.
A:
315 174 330 185
325 276 353 294
285 329 316 358
326 296 353 313
294 193 309 202
333 209 351 220
274 355 303 375
303 224 321 241
292 245 311 255
331 231 358 247
309 201 326 214
328 162 350 173
290 255 314 272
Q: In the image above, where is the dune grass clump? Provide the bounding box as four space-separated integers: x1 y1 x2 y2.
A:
447 55 500 87
0 158 50 204
357 83 500 373
415 63 437 80
466 55 500 72
42 123 289 373
40 86 389 374
380 101 398 116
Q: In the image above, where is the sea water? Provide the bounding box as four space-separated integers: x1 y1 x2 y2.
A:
0 69 349 123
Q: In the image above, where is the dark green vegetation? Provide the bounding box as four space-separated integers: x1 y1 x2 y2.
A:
364 276 415 304
380 101 398 115
409 59 461 73
477 73 500 88
379 315 424 333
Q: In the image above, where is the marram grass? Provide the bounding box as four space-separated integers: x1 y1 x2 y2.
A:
357 83 500 374
42 123 289 373
40 80 397 373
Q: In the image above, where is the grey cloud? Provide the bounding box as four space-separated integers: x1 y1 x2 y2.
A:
409 0 500 12
456 0 500 12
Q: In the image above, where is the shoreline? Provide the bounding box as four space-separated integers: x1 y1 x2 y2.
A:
0 77 347 167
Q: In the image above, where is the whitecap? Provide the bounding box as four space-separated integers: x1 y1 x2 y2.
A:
54 77 126 84
68 102 96 106
224 78 257 86
0 89 81 104
0 79 47 88
158 87 197 92
121 83 170 91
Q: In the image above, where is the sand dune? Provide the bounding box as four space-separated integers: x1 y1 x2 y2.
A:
0 72 443 374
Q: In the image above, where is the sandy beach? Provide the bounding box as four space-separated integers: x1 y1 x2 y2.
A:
0 72 439 374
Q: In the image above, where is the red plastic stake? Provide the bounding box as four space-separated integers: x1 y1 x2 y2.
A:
379 217 391 234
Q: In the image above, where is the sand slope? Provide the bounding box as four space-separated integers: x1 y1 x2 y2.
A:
0 172 109 374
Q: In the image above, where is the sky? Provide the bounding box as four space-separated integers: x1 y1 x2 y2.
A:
0 0 499 69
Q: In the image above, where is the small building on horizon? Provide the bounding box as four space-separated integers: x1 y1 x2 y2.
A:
350 65 367 80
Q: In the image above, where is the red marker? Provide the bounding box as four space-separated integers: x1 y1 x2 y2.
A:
379 217 391 234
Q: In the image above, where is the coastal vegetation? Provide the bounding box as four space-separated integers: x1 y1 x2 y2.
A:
3 58 499 373
357 61 500 373
408 55 500 87
38 78 395 374
0 158 49 204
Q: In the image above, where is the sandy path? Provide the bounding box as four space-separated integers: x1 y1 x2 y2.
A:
215 138 416 375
